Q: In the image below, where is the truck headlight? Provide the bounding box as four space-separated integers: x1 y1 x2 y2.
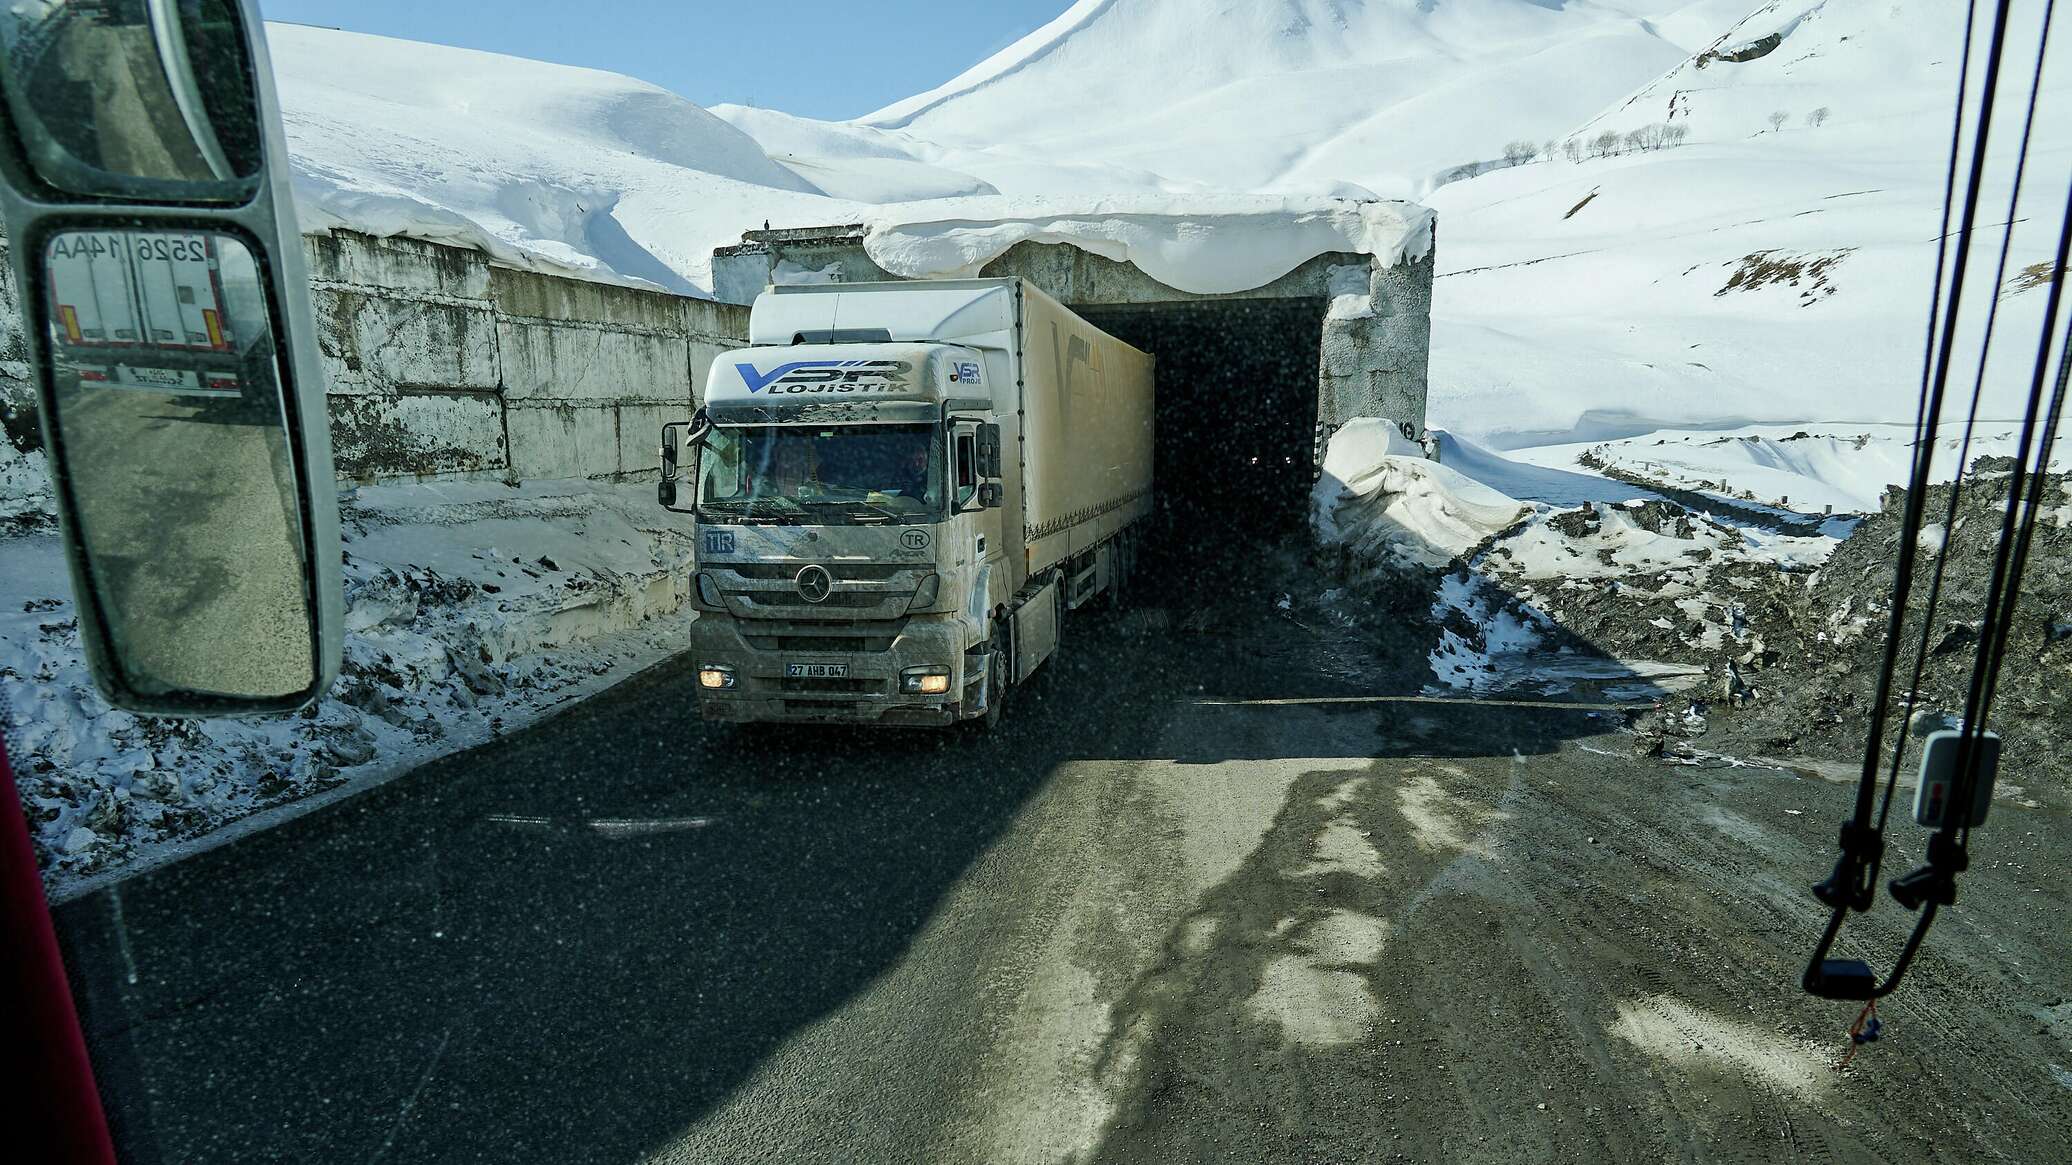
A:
906 572 941 613
697 664 735 690
696 571 723 608
900 666 951 695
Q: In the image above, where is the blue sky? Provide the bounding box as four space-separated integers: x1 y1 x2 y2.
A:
260 0 1067 121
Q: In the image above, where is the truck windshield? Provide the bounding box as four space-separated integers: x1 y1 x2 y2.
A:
697 422 943 524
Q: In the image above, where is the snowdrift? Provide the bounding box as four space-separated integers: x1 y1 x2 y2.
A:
863 195 1432 295
269 24 853 295
1312 419 1527 569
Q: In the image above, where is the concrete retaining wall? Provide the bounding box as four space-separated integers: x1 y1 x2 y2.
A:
0 229 749 497
308 231 747 483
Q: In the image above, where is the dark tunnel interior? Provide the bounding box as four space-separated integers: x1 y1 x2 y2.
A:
1073 298 1326 581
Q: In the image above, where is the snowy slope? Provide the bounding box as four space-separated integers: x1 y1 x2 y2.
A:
1422 0 2072 446
849 0 1717 198
269 24 859 294
264 4 2067 457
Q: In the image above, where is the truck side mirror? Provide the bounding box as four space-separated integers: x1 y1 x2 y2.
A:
979 482 1003 509
657 417 701 513
0 0 340 714
977 423 1003 478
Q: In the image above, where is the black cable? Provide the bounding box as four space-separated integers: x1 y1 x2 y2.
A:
1815 0 2013 923
1802 0 2027 1000
1879 0 2059 836
1979 320 2072 724
1944 177 2072 846
1851 0 2006 842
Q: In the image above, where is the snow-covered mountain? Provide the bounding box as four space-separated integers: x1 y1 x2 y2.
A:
265 1 2068 462
844 0 1717 197
1423 0 2072 445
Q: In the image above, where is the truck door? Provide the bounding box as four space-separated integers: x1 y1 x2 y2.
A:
950 418 1005 608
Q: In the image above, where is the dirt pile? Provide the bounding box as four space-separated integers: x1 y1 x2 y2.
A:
1318 460 2072 811
1719 472 2072 811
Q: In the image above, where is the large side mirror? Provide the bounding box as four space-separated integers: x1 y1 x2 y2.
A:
978 482 1003 509
0 0 338 714
659 423 681 508
977 422 1003 478
657 412 704 513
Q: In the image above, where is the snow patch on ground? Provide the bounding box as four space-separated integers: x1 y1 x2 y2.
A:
2 479 700 898
1510 422 2069 515
1315 426 1855 700
0 436 52 524
1311 419 1527 570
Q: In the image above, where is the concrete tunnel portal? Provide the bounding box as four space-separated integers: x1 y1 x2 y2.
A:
1073 298 1327 570
711 225 1434 579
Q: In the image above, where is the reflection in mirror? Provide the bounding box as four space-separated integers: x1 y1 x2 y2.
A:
0 0 261 198
42 226 315 702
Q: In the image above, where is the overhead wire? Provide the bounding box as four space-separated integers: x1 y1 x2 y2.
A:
1880 0 2061 837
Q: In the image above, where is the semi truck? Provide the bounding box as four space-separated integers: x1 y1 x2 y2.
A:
657 277 1155 728
44 227 259 397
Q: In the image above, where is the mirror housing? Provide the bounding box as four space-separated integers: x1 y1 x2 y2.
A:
979 482 1004 509
976 422 1003 478
656 410 705 514
0 0 339 714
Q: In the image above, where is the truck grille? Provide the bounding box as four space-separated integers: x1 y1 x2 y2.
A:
741 624 902 654
712 561 928 622
723 563 907 582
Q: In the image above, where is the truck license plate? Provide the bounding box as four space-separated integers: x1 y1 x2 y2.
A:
122 366 186 387
785 663 847 679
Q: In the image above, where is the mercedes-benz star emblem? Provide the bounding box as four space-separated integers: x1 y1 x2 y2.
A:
794 564 834 604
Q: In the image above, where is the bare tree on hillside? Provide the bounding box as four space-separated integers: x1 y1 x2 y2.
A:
1806 106 1831 128
1768 110 1790 132
1562 138 1583 163
1503 140 1537 167
1661 122 1690 148
1591 129 1620 158
1544 139 1559 161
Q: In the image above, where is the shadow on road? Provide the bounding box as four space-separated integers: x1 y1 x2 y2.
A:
53 537 1625 1165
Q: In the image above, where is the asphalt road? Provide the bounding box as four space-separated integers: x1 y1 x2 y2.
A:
54 377 314 698
52 581 2072 1164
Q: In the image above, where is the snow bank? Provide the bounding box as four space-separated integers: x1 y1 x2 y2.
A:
0 436 51 524
863 195 1433 295
1312 419 1527 569
268 23 852 295
3 479 701 898
1509 422 2071 515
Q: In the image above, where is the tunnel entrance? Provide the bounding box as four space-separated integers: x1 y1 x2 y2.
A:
1073 298 1326 582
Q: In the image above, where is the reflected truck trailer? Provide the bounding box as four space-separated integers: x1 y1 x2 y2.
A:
45 227 259 398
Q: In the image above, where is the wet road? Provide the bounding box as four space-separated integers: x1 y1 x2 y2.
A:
52 586 2072 1163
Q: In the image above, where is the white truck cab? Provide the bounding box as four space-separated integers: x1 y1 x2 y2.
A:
666 278 1154 727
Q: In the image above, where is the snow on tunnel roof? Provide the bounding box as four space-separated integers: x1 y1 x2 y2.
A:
859 195 1433 297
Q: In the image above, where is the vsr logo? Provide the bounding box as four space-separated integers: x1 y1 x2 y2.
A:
735 359 913 394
